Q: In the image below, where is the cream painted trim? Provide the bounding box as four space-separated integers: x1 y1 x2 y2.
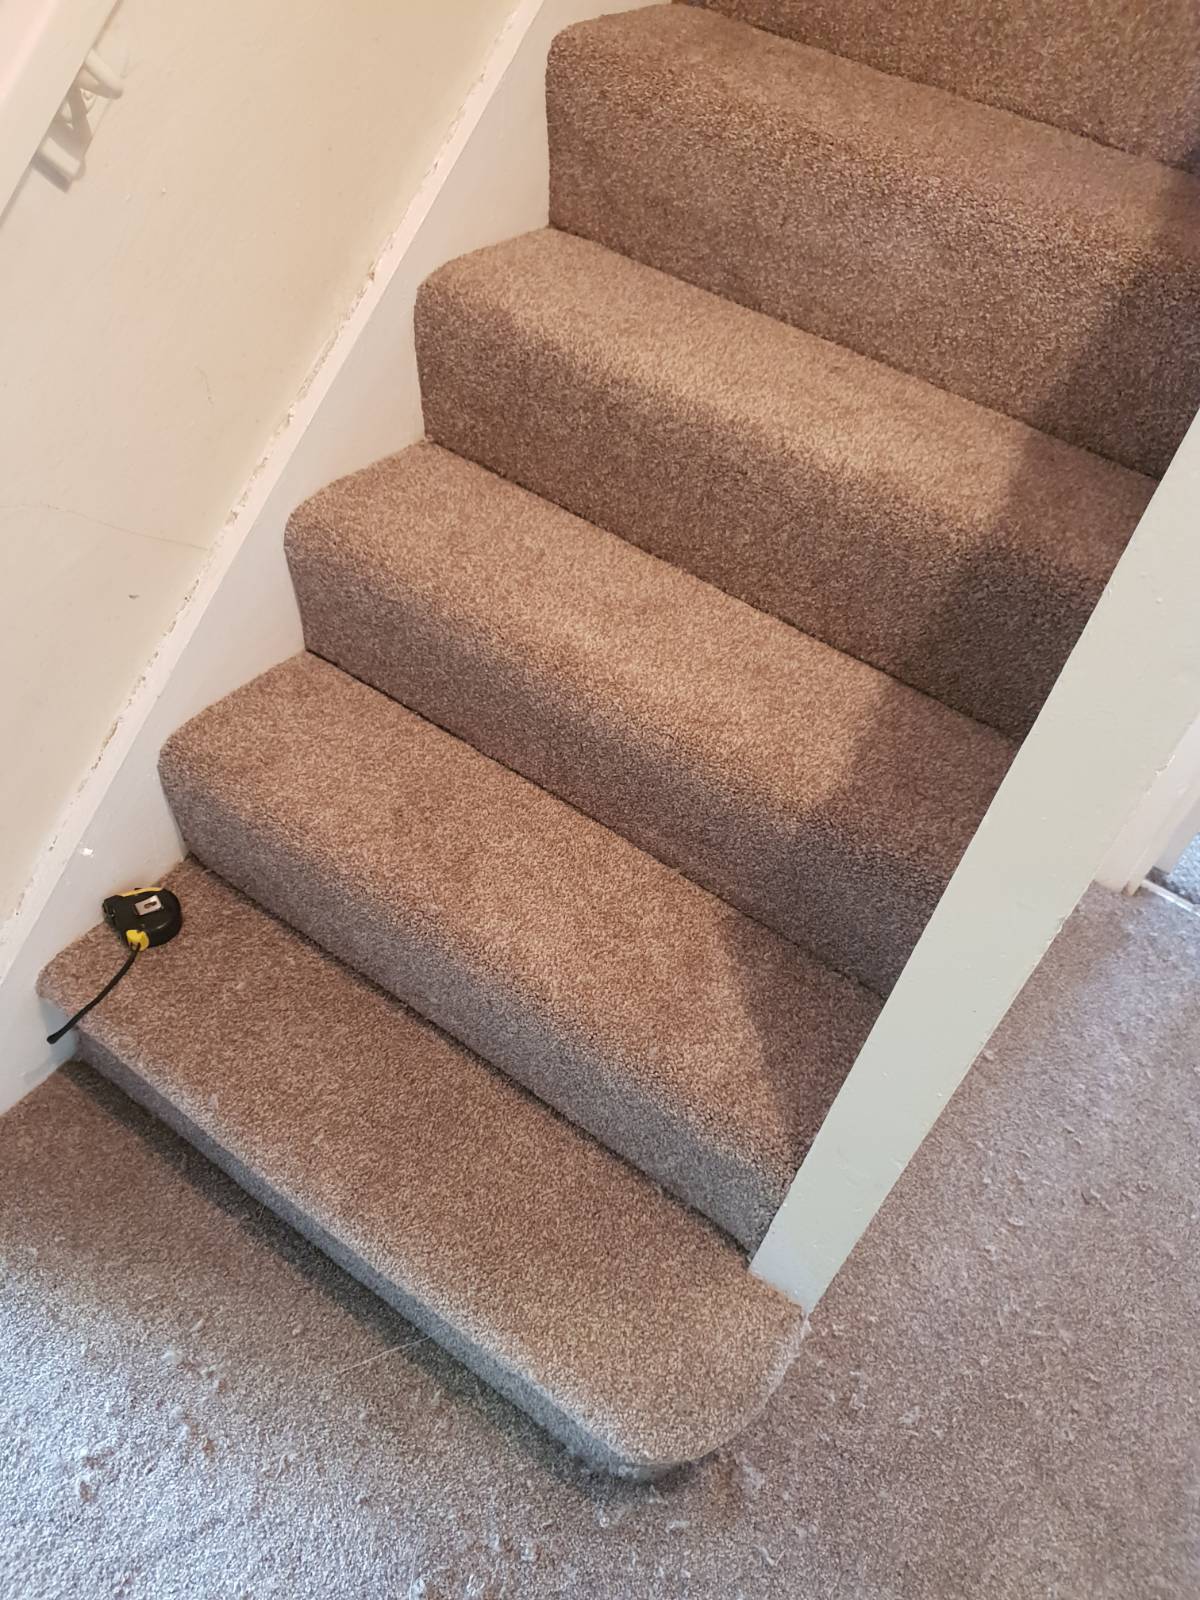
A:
753 409 1200 1311
1097 709 1200 891
2 0 663 1112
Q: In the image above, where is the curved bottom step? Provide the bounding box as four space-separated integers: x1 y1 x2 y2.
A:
38 860 805 1478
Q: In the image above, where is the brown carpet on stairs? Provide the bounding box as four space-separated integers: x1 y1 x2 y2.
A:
29 0 1200 1490
37 860 804 1479
416 226 1153 740
156 653 882 1248
682 0 1200 175
287 446 1014 994
548 5 1200 477
9 887 1199 1597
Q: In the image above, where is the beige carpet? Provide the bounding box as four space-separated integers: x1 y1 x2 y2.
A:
32 0 1200 1484
549 6 1200 478
8 883 1199 1598
416 227 1151 740
37 856 808 1479
286 453 1013 991
147 657 885 1246
681 0 1200 173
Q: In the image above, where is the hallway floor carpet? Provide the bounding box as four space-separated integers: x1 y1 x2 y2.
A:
4 884 1197 1599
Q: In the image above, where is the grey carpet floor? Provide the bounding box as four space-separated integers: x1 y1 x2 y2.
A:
3 884 1198 1600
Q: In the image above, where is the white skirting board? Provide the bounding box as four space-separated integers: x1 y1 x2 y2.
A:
0 0 663 1115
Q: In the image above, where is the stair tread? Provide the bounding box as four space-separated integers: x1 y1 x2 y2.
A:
417 226 1153 738
681 0 1200 175
38 860 804 1477
157 651 882 1247
287 443 1013 992
547 4 1200 476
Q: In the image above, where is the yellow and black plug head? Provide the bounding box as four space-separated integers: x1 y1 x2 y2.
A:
46 886 184 1046
102 887 183 952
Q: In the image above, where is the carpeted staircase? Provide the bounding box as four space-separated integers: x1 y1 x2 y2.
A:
39 1 1199 1476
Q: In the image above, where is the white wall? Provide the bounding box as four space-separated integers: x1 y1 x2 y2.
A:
0 0 513 934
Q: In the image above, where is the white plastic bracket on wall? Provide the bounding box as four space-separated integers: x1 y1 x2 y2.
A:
36 45 126 186
0 1 125 214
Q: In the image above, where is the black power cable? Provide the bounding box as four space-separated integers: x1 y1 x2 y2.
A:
44 886 183 1045
46 947 140 1044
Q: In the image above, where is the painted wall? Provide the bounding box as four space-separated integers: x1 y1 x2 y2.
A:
0 0 512 933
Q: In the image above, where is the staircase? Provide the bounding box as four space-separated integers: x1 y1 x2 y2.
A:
38 1 1199 1477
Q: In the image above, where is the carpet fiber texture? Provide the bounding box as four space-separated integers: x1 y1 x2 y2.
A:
417 227 1153 738
287 445 1013 992
156 654 881 1247
12 887 1200 1595
37 860 804 1478
34 0 1200 1474
548 5 1200 476
683 0 1200 174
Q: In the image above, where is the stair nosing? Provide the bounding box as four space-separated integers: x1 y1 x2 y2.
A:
415 226 1153 738
287 443 1014 991
38 858 806 1477
157 651 884 1247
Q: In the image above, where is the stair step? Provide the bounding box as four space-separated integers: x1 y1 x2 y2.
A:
37 860 804 1478
416 227 1153 739
680 0 1200 175
286 444 1013 993
157 652 882 1248
547 4 1200 477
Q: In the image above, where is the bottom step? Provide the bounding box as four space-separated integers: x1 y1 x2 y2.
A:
37 860 804 1477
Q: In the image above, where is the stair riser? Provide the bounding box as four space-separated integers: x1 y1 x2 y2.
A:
681 0 1200 176
416 238 1152 740
71 1032 660 1476
40 857 807 1476
158 696 802 1249
288 537 958 995
547 13 1200 477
